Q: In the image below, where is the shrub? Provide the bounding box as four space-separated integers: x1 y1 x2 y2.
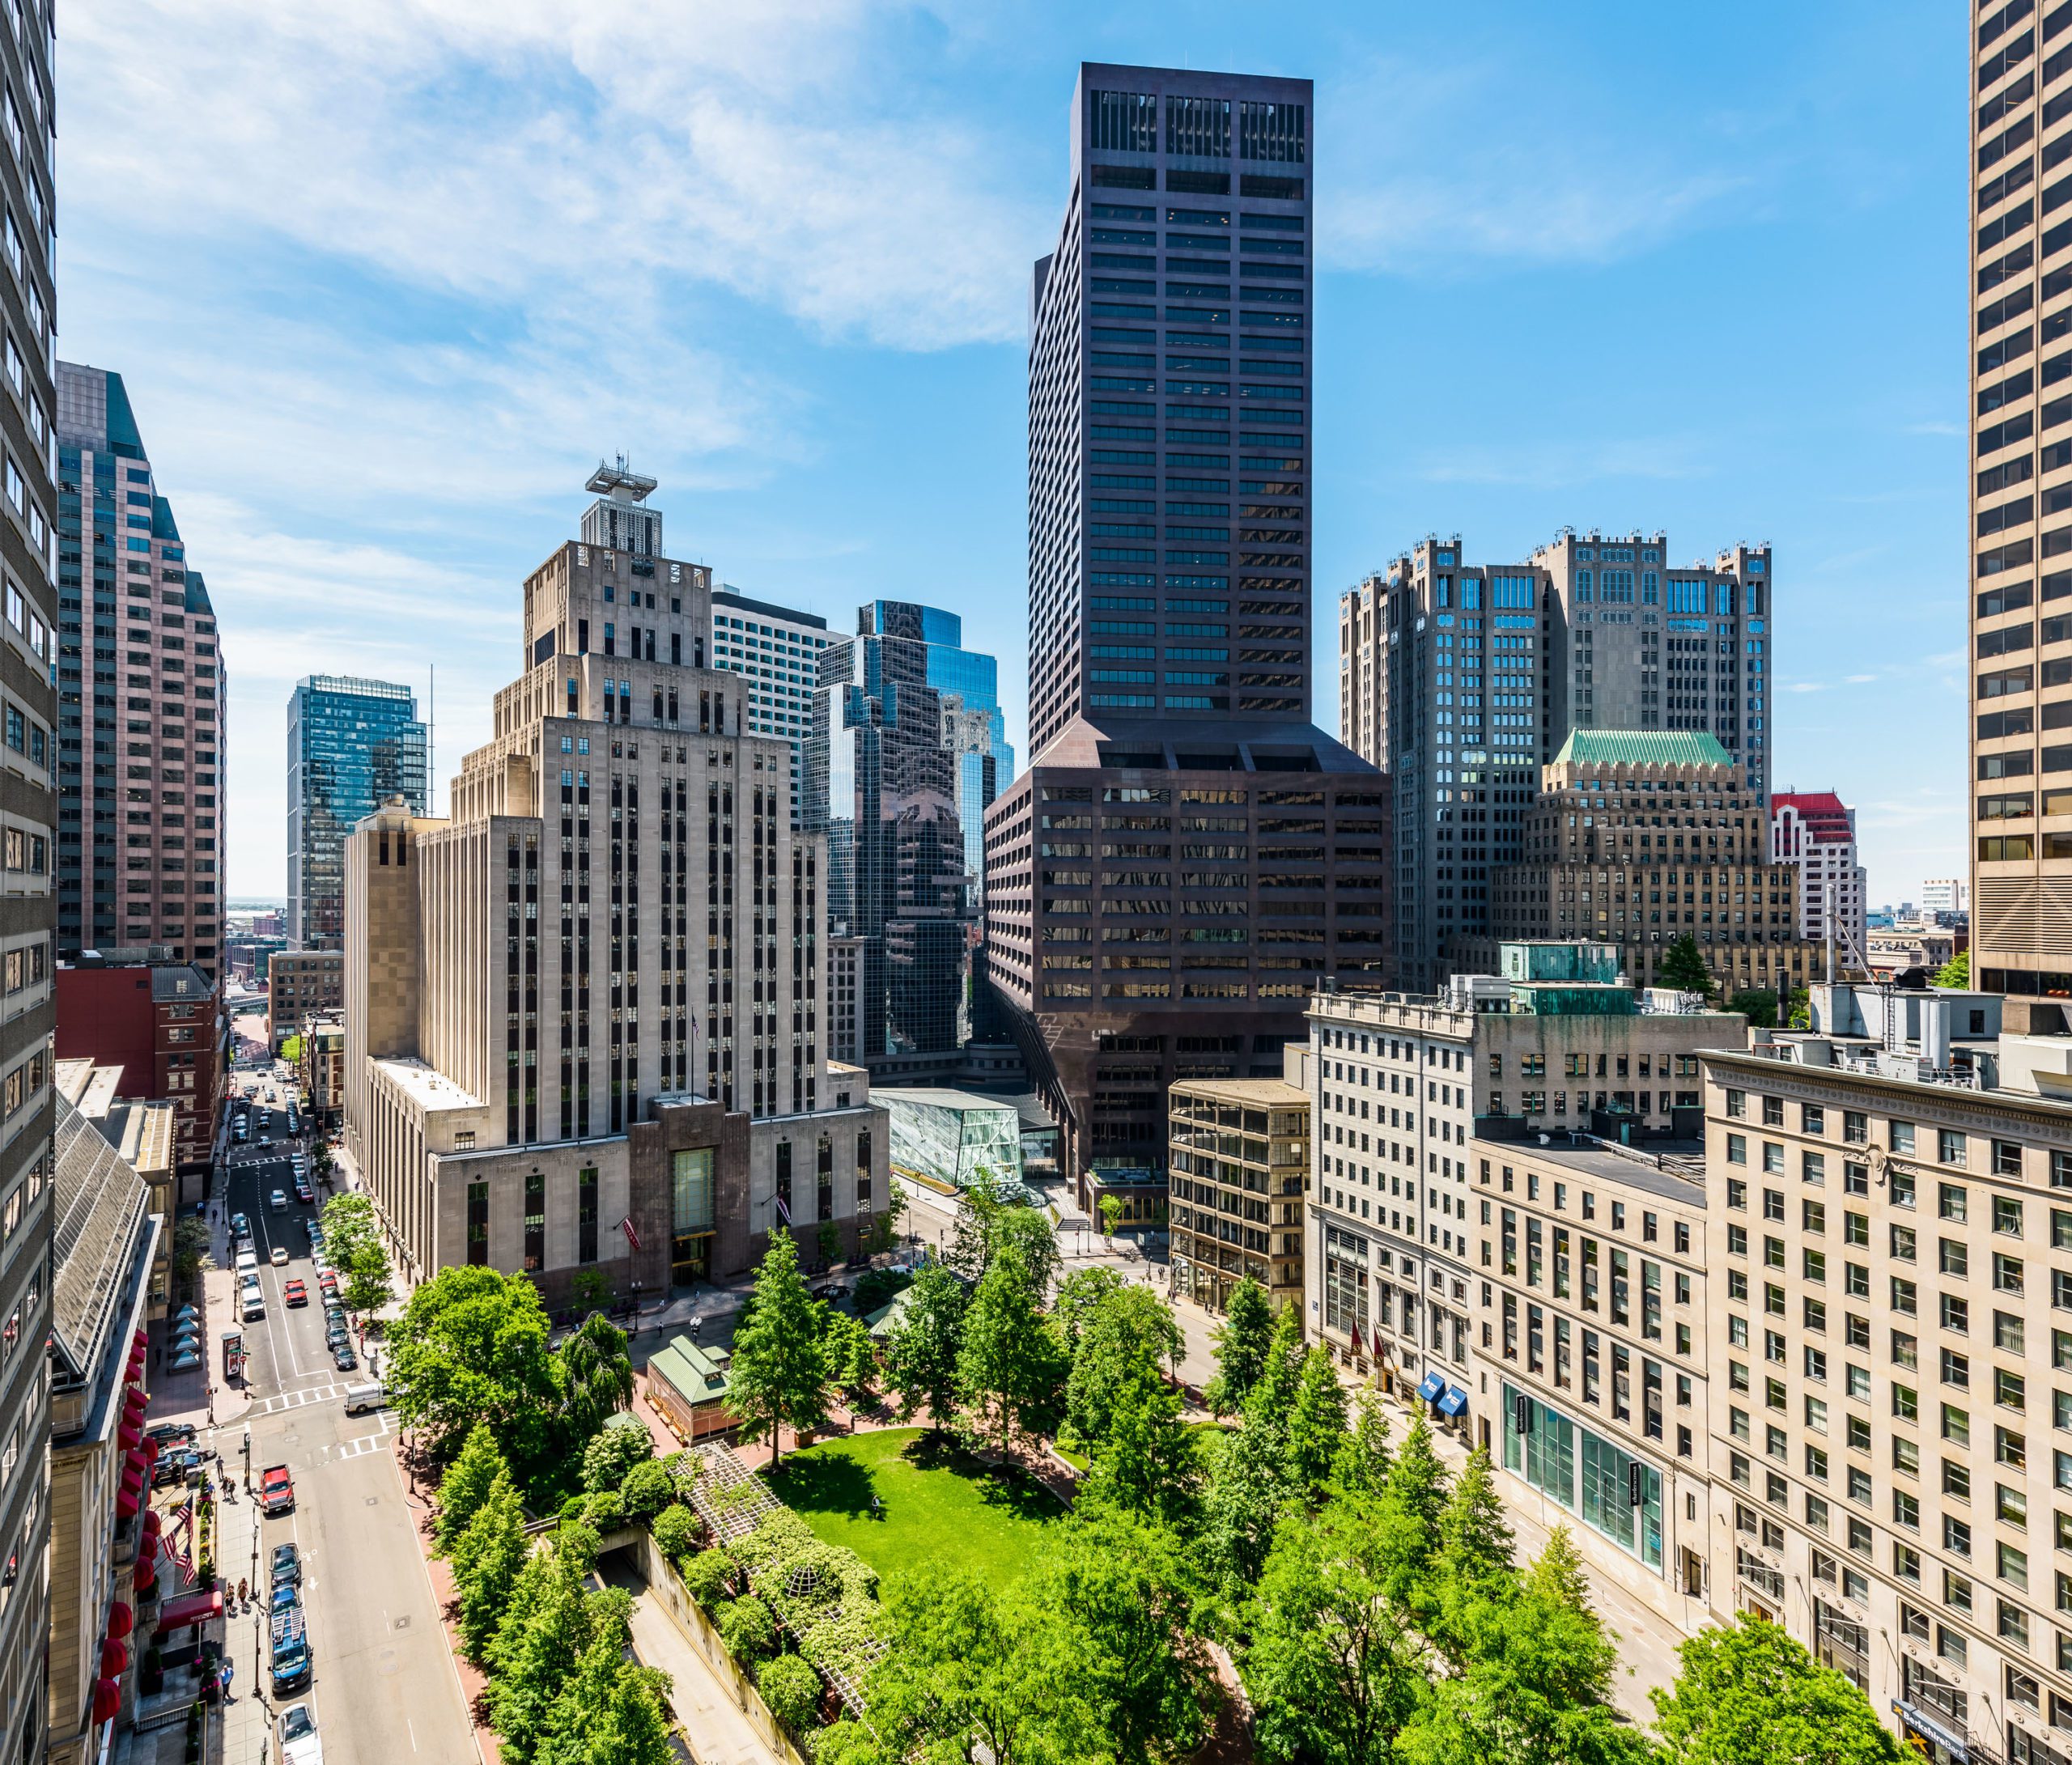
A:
581 1416 655 1495
680 1547 734 1611
620 1458 675 1520
584 1488 625 1531
758 1652 822 1736
558 1495 586 1523
717 1594 776 1662
811 1718 895 1765
651 1503 697 1561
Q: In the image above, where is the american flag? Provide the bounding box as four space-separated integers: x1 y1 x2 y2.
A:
168 1503 194 1580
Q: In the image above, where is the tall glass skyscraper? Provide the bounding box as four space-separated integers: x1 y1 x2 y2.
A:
982 62 1391 1190
56 363 227 971
804 602 1010 1059
287 676 427 949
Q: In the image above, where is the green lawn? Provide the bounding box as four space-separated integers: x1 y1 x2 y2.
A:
770 1426 1067 1588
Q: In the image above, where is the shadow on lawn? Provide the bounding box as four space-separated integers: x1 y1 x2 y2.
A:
773 1431 1067 1528
771 1450 877 1519
908 1431 1066 1522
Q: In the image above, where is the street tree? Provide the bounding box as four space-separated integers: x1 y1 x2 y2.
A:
1081 1359 1199 1528
1334 1386 1395 1494
1204 1277 1274 1416
1652 1612 1904 1765
956 1259 1068 1455
435 1423 509 1554
1064 1283 1184 1453
388 1265 560 1470
320 1193 381 1266
486 1538 597 1764
1935 950 1972 989
570 1268 614 1316
881 1261 968 1430
452 1471 529 1664
557 1311 635 1447
1437 1448 1516 1604
536 1588 676 1765
1098 1194 1123 1242
1201 1402 1292 1599
727 1230 831 1470
170 1215 211 1284
1052 1265 1127 1353
817 1217 843 1271
1283 1346 1350 1497
340 1237 393 1316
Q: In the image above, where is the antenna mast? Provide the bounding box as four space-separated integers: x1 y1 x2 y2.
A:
428 664 436 816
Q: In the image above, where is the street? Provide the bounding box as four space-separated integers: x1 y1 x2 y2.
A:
209 1064 477 1765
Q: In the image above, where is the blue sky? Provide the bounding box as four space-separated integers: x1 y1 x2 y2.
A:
58 1 1967 902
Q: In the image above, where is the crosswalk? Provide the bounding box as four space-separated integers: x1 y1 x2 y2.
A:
253 1382 345 1415
331 1420 394 1462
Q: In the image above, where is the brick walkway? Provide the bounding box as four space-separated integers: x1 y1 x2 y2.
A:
392 1436 499 1765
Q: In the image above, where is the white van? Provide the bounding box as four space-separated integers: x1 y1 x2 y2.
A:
235 1250 258 1276
341 1383 386 1416
241 1291 266 1322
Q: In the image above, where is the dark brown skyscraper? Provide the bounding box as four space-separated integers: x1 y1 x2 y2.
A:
983 62 1389 1197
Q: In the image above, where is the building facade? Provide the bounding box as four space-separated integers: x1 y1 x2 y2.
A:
709 587 830 817
1971 11 2072 995
287 674 426 951
1771 791 1868 958
1339 532 1774 993
53 960 223 1185
984 62 1391 1192
265 948 341 1050
1700 995 2072 1764
0 9 56 1753
343 469 887 1305
1482 729 1819 996
1168 1063 1310 1313
55 363 226 974
1924 878 1971 918
1304 944 1746 1440
1475 1132 1717 1633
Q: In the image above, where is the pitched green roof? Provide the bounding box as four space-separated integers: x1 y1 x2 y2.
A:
1552 729 1733 770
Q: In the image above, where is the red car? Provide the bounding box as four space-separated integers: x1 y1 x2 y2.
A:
261 1465 295 1514
282 1280 308 1306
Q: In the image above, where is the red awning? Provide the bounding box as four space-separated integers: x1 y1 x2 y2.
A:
113 1490 138 1522
152 1588 221 1636
132 1329 147 1350
106 1601 133 1640
90 1678 119 1725
99 1638 128 1678
130 1557 155 1593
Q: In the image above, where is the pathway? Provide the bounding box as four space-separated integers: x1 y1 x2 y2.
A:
601 1559 784 1765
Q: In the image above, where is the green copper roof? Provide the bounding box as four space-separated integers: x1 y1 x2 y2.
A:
1552 729 1733 769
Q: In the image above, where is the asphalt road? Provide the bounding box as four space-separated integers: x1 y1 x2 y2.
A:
219 1076 477 1765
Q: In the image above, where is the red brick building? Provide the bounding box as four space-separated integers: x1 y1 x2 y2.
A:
54 961 225 1182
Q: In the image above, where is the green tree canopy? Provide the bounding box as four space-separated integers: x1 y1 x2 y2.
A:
728 1229 831 1470
1935 950 1971 989
881 1261 969 1430
1652 1613 1904 1765
451 1470 529 1665
1657 935 1714 996
435 1423 510 1555
1064 1282 1183 1453
1081 1358 1200 1529
956 1260 1068 1455
1283 1346 1351 1498
388 1266 560 1470
822 1310 878 1402
582 1417 656 1494
557 1312 636 1446
1204 1277 1275 1416
1334 1387 1395 1495
341 1236 394 1316
1052 1266 1127 1352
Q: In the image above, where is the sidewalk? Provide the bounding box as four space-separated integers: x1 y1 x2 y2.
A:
601 1559 783 1765
210 1463 278 1765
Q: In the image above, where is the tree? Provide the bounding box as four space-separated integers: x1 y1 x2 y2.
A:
1064 1283 1184 1453
1053 1266 1127 1352
341 1237 393 1316
650 1503 696 1561
1437 1448 1515 1604
558 1312 636 1447
822 1311 878 1404
582 1418 655 1494
1657 935 1714 997
487 1536 598 1763
872 1567 1095 1765
1386 1415 1450 1534
1204 1277 1274 1416
571 1268 614 1315
758 1653 822 1737
728 1230 831 1470
1652 1613 1904 1765
321 1192 382 1268
1098 1194 1123 1241
1284 1346 1350 1496
811 1718 895 1765
388 1266 560 1470
1034 1510 1220 1763
1081 1360 1199 1527
1728 988 1781 1030
536 1588 676 1765
1242 1307 1308 1462
1936 950 1971 989
1201 1403 1291 1599
619 1459 675 1521
817 1217 844 1271
1334 1387 1395 1494
957 1261 1068 1455
435 1423 509 1554
452 1471 529 1664
170 1215 212 1283
1242 1493 1431 1765
881 1262 969 1429
987 1205 1061 1311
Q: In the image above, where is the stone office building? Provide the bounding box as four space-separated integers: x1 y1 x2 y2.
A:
1167 1049 1311 1314
344 467 887 1307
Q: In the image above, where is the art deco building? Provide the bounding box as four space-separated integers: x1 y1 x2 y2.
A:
1340 532 1773 992
1481 730 1818 996
54 364 226 972
1970 9 2072 992
287 674 426 951
983 62 1389 1193
1770 791 1869 960
344 467 885 1302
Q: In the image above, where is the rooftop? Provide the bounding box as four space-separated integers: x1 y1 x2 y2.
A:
873 1086 1020 1115
52 1094 152 1390
371 1058 484 1112
1168 1076 1308 1107
1477 1132 1707 1207
1552 729 1733 770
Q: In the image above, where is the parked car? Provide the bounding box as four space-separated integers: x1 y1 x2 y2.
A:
295 1182 315 1204
271 1542 303 1589
332 1345 358 1372
261 1464 295 1513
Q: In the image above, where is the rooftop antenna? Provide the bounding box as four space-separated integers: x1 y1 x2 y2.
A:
428 664 436 817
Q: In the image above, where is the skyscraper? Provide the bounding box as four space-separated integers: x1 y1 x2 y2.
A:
0 9 56 1755
1342 530 1775 991
983 62 1390 1190
55 363 227 972
1972 15 2070 990
287 675 427 949
343 466 885 1298
805 601 1008 1059
1770 791 1868 959
709 588 832 817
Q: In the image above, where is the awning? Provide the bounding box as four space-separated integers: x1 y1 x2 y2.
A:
152 1589 222 1636
1416 1373 1446 1402
1437 1385 1469 1418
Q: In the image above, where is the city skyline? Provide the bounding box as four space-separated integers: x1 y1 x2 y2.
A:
60 2 1969 903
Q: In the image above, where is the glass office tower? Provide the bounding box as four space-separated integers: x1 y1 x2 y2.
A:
287 675 427 949
805 601 1010 1058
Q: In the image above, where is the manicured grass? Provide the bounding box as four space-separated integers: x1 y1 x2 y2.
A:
771 1426 1067 1588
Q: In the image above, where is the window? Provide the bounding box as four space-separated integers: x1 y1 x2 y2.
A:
523 1171 546 1272
1941 1182 1968 1221
1940 1130 1968 1167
